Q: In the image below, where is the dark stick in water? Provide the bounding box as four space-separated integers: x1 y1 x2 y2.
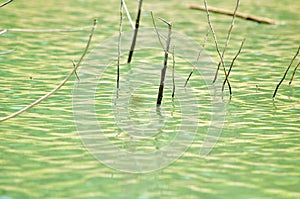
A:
0 0 13 8
127 0 143 63
273 45 300 98
289 60 300 85
156 18 172 106
222 38 246 92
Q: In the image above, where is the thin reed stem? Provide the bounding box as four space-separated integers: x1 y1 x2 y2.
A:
0 19 97 122
117 0 124 89
222 38 245 92
172 46 175 98
273 45 300 98
289 60 300 85
213 0 240 83
184 30 209 87
203 0 232 95
0 0 13 8
121 0 135 29
156 19 172 106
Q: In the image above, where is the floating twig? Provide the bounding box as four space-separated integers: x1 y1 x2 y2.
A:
289 60 300 85
6 27 90 33
0 0 13 8
0 19 97 122
203 0 232 95
222 38 246 92
273 45 300 98
117 0 124 89
155 18 172 106
184 30 209 87
213 0 240 83
189 5 276 25
127 0 143 63
172 46 175 98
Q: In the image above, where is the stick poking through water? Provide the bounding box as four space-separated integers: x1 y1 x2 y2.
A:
127 0 143 63
154 18 172 106
221 38 245 92
289 60 300 85
0 0 13 8
117 0 124 89
203 0 232 95
0 19 97 122
213 0 240 84
273 45 300 98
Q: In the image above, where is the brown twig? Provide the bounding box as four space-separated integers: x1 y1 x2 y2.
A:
156 18 172 106
117 0 124 89
273 45 300 98
213 0 240 83
0 0 13 8
184 30 209 87
203 0 232 95
127 0 143 63
289 60 300 85
189 5 276 25
0 19 97 122
6 27 90 33
222 38 246 92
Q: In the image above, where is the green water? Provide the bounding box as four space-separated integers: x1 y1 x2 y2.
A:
1 0 300 198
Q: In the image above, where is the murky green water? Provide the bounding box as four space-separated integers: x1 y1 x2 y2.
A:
1 0 299 198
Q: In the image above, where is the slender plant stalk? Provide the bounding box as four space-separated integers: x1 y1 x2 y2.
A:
0 0 13 8
184 31 209 87
273 45 300 98
72 60 80 81
213 0 240 83
121 0 134 29
127 0 143 63
0 19 97 122
117 0 124 89
172 46 175 98
156 18 172 106
151 11 166 52
222 38 245 92
203 0 232 95
289 60 300 85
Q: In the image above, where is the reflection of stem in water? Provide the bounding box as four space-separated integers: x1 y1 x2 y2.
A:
273 45 300 98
